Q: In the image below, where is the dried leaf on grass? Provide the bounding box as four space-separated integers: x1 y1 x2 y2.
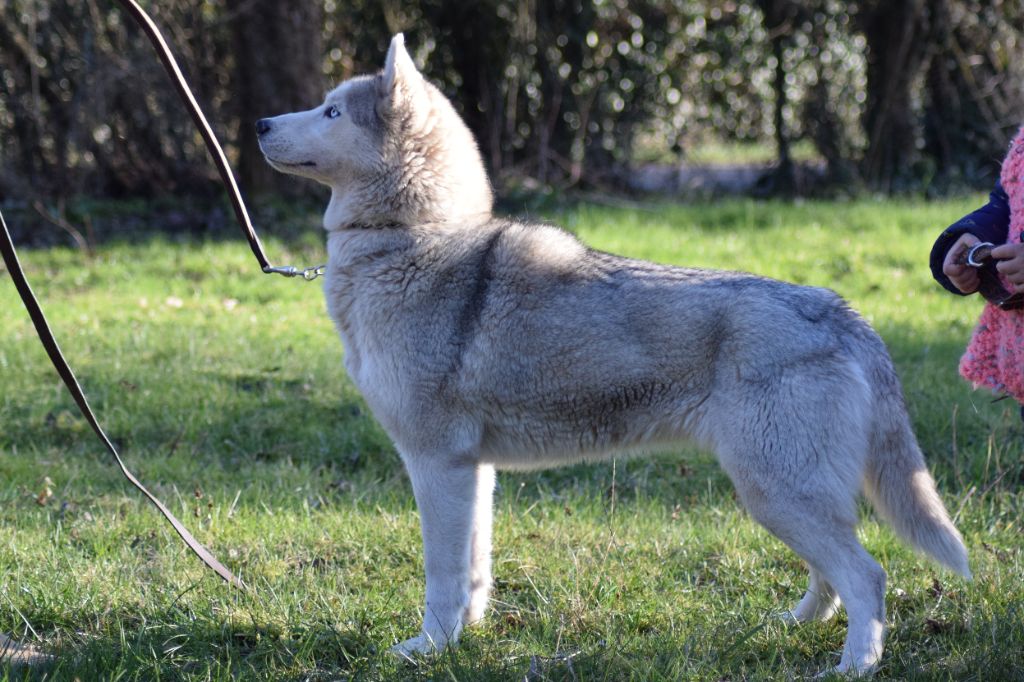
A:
35 477 54 506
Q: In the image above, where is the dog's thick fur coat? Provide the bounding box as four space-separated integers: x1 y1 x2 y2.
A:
257 34 970 674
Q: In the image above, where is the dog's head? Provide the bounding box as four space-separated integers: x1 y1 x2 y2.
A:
257 34 493 229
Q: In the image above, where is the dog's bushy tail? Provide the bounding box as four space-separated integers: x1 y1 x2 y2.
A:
859 338 971 579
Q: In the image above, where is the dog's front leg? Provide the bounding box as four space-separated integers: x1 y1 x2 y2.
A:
391 454 478 658
465 463 495 625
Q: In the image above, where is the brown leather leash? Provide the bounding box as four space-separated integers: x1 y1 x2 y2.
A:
957 242 1024 310
0 213 245 589
0 0 324 589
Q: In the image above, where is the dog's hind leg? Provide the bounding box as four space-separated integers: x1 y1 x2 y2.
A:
782 566 840 624
391 454 478 658
729 473 886 675
464 463 495 625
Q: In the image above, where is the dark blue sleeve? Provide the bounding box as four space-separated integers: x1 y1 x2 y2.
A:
930 181 1011 295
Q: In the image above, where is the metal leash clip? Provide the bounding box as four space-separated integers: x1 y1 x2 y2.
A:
262 264 326 281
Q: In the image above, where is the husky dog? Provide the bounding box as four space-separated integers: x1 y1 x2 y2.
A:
257 34 970 674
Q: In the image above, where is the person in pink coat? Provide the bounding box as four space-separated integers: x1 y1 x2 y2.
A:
930 129 1024 420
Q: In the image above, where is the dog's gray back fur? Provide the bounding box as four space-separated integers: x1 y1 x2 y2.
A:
330 212 842 440
261 34 969 674
332 218 856 460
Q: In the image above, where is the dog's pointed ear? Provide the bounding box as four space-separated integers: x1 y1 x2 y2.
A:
378 34 420 109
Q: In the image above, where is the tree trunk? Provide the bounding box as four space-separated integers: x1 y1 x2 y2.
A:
855 0 934 191
226 0 324 195
769 23 795 194
756 0 804 195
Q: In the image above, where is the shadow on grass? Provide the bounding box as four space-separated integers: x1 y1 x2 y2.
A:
4 189 936 261
3 194 328 252
6 189 557 254
8 611 379 681
13 597 1020 681
1 610 818 682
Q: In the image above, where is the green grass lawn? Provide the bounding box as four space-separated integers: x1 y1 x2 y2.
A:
1 196 1021 680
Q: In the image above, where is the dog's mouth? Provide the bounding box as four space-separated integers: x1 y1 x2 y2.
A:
267 158 317 168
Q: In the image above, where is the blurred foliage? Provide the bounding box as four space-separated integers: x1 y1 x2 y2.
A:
0 0 234 198
1 0 1022 200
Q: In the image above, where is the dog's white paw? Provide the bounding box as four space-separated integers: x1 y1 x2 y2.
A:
388 633 445 661
814 661 877 678
463 598 488 626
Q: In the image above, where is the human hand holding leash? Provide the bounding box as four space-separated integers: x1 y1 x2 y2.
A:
951 238 1024 309
943 232 981 294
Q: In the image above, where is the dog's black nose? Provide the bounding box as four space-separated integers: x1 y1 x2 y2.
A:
255 118 271 136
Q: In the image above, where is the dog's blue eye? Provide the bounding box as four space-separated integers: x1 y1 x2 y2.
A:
325 105 340 119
